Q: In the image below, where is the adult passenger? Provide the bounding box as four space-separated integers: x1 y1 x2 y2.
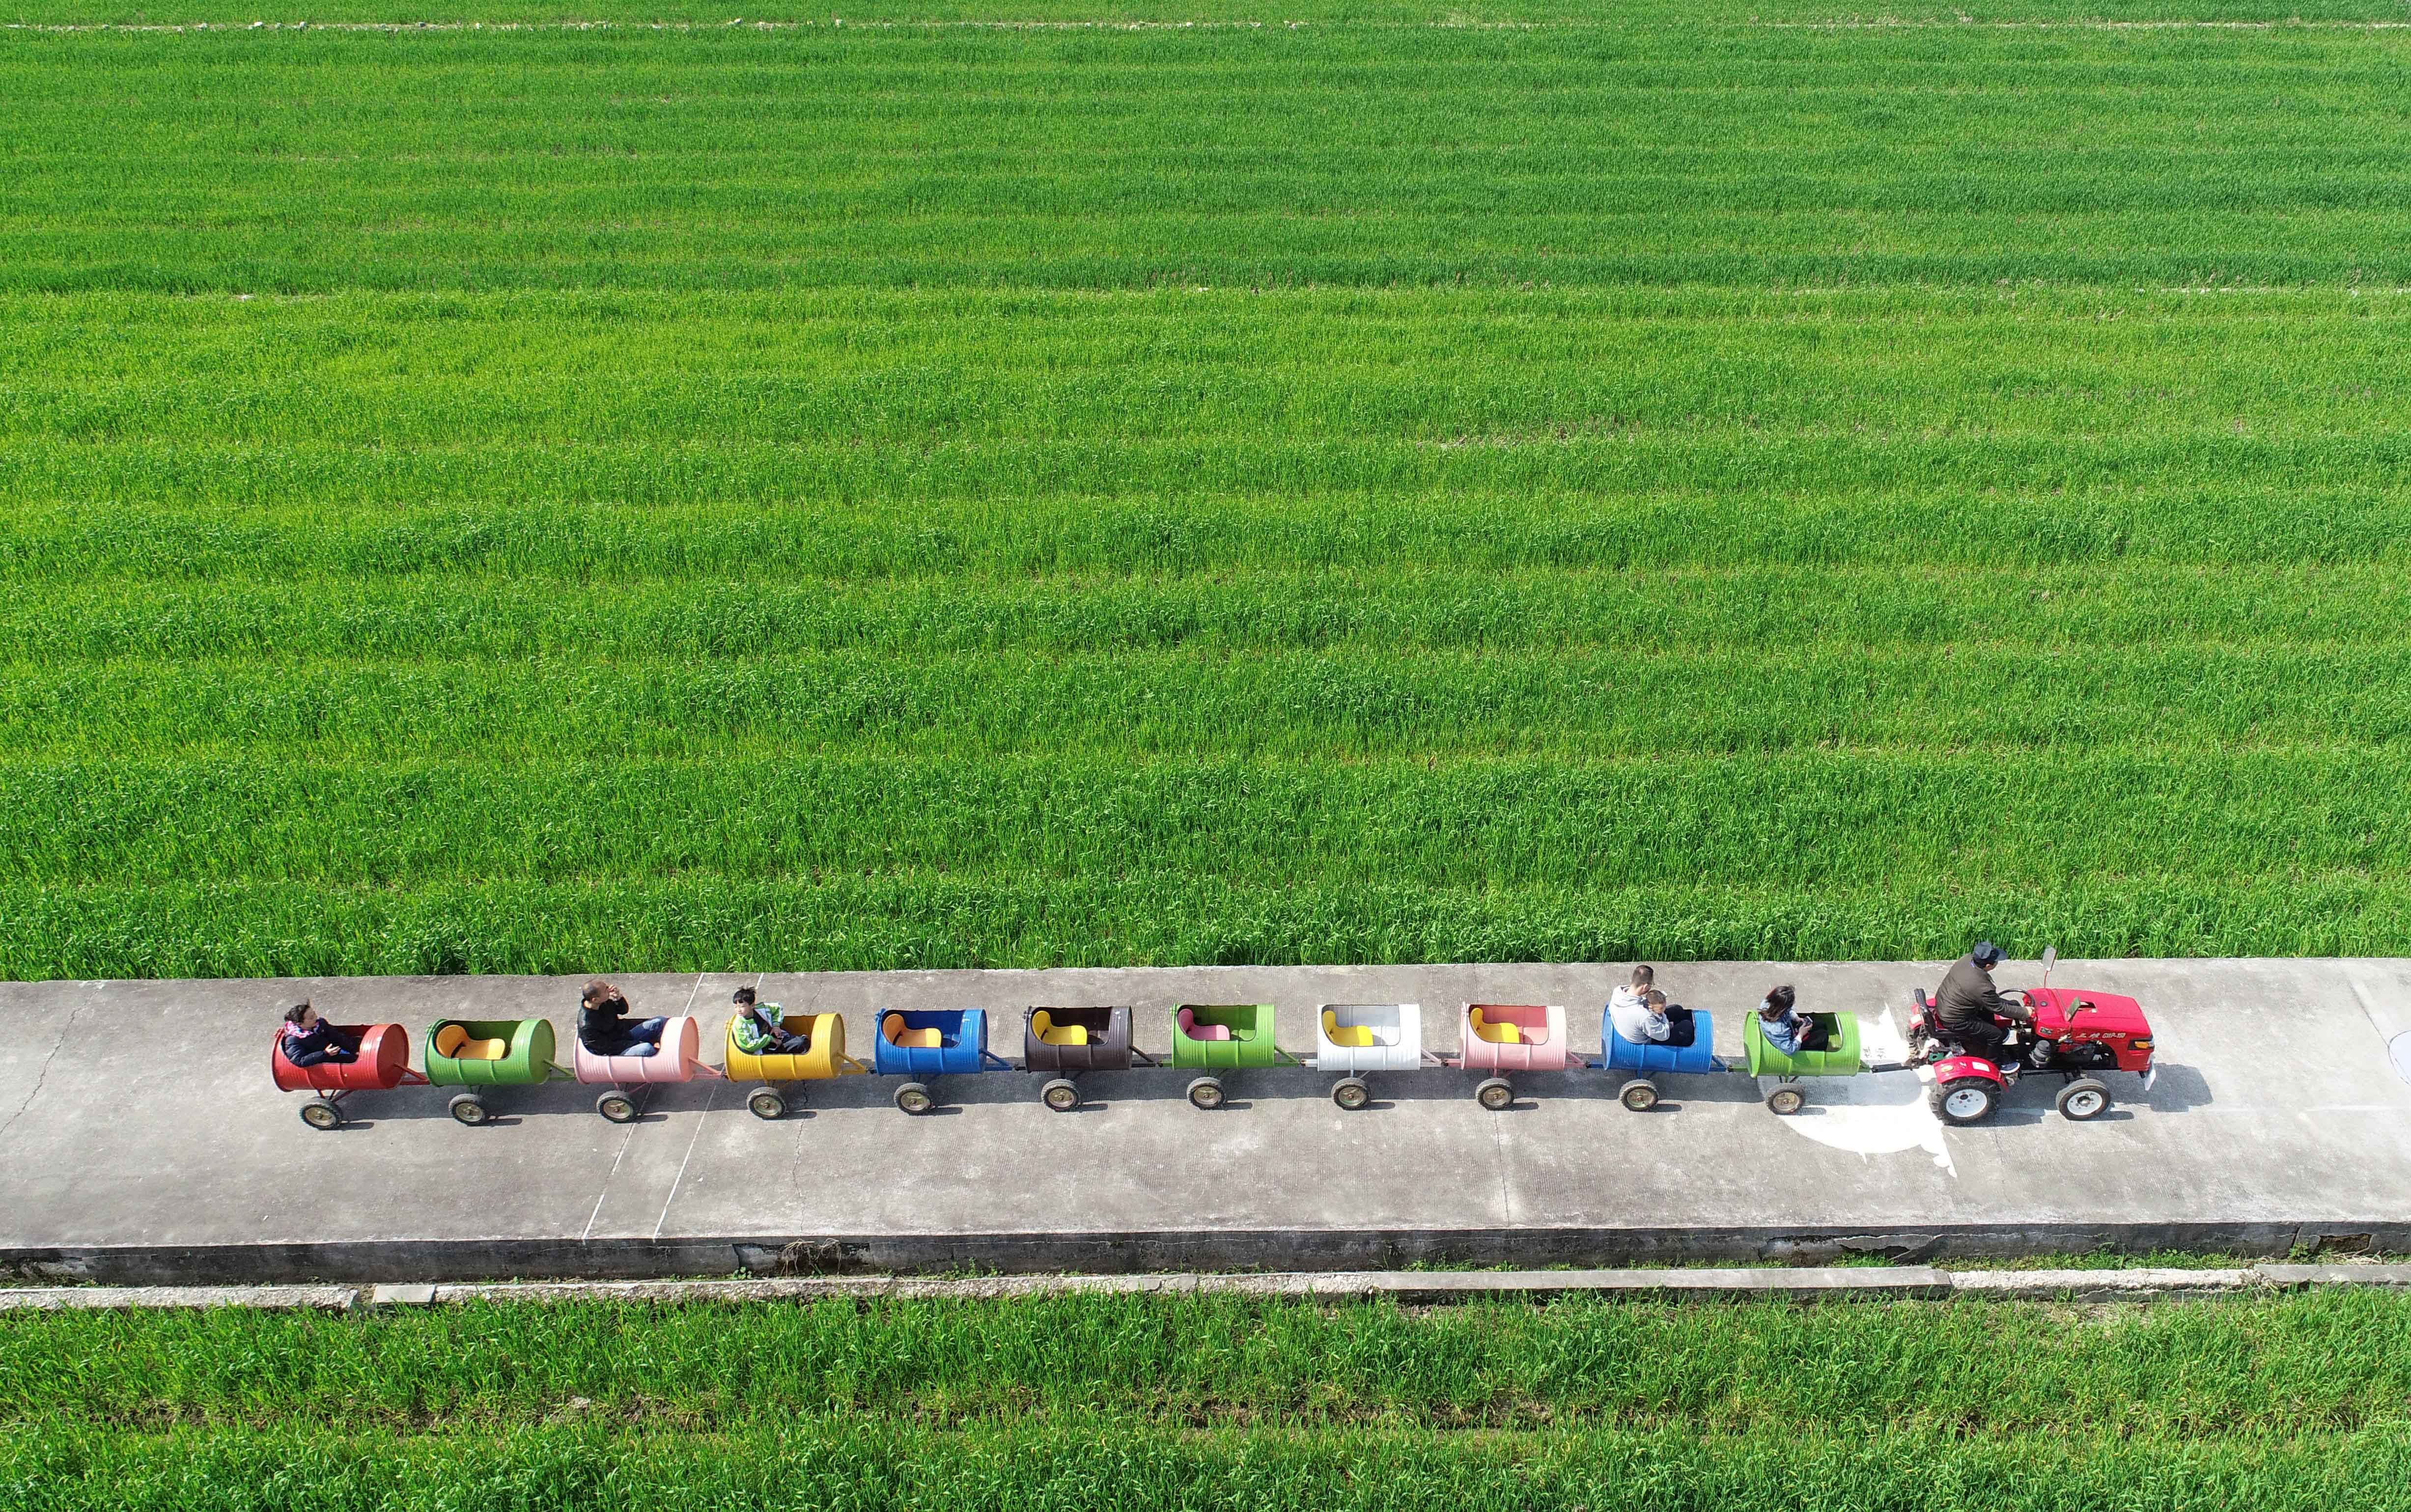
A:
1607 965 1665 1043
578 979 668 1059
1932 942 2031 1070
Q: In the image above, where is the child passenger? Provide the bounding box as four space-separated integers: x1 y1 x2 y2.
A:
1756 984 1830 1055
279 1003 360 1066
729 986 809 1056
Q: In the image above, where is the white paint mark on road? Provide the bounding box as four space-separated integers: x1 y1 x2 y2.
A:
2391 1033 2411 1088
1769 1009 1955 1177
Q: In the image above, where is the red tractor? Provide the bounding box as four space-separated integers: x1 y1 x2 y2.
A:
1906 948 2157 1126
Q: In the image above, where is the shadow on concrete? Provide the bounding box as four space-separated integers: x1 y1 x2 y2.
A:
2143 1063 2214 1112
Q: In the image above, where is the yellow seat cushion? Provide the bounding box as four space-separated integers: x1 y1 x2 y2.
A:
884 1015 943 1049
1470 1009 1521 1045
1034 1011 1089 1047
1322 1010 1375 1048
435 1023 507 1061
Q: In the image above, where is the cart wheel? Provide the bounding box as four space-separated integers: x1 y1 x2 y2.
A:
747 1089 788 1121
1766 1085 1806 1116
894 1081 935 1115
596 1090 640 1124
1932 1076 1999 1126
1475 1077 1515 1112
1332 1077 1371 1111
447 1092 490 1127
299 1098 344 1131
1620 1078 1660 1113
2056 1077 2111 1121
1041 1078 1082 1113
1185 1076 1225 1111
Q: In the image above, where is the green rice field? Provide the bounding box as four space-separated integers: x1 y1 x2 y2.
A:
7 1290 2411 1509
4 2 2411 977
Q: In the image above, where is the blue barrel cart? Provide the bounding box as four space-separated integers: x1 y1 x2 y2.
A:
874 1008 1012 1114
1599 1010 1721 1112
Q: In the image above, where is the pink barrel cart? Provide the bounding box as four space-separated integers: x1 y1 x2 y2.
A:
1448 1003 1571 1110
572 1014 722 1123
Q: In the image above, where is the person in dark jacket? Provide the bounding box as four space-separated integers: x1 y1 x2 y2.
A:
279 1002 359 1067
1933 943 2031 1069
578 979 667 1059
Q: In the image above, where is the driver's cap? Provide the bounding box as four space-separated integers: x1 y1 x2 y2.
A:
1970 942 2006 967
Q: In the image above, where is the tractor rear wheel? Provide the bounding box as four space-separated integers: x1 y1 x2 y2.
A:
1765 1085 1806 1116
747 1089 788 1121
1475 1077 1515 1112
2056 1077 2112 1121
1041 1077 1083 1113
1185 1076 1225 1111
1620 1078 1660 1113
1331 1077 1371 1111
1932 1076 2000 1125
894 1081 935 1115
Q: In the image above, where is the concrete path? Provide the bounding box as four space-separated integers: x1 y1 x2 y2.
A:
4 959 2410 1283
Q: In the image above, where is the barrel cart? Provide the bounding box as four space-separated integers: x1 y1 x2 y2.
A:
875 1008 1011 1114
1600 1008 1719 1112
1312 1003 1439 1110
425 1017 572 1126
1741 1011 1862 1115
272 1021 427 1130
1172 1004 1299 1110
572 1014 722 1123
1023 1006 1156 1112
1450 1003 1570 1110
724 1009 867 1120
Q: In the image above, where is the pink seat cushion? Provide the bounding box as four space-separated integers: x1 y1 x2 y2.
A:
1178 1008 1233 1042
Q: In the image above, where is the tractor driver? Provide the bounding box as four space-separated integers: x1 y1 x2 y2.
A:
1933 942 2033 1072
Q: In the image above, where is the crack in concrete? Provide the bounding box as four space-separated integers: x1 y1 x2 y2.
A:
0 997 86 1152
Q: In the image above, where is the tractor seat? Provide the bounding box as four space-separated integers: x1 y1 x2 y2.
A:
882 1014 944 1050
434 1023 508 1061
1469 1008 1522 1045
1321 1010 1375 1048
1033 1011 1088 1047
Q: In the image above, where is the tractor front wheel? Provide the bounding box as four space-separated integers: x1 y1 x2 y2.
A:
2056 1077 2112 1121
1933 1076 2000 1126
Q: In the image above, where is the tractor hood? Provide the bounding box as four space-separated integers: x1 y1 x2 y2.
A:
2028 986 2150 1040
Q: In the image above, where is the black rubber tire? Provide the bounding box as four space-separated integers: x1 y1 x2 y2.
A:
1475 1076 1515 1112
1932 1076 2000 1126
1185 1076 1225 1111
300 1098 343 1131
596 1090 640 1124
2056 1077 2112 1121
1766 1085 1806 1116
447 1092 489 1126
1041 1077 1082 1113
1332 1077 1371 1111
894 1081 935 1115
747 1089 787 1121
1620 1078 1660 1113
